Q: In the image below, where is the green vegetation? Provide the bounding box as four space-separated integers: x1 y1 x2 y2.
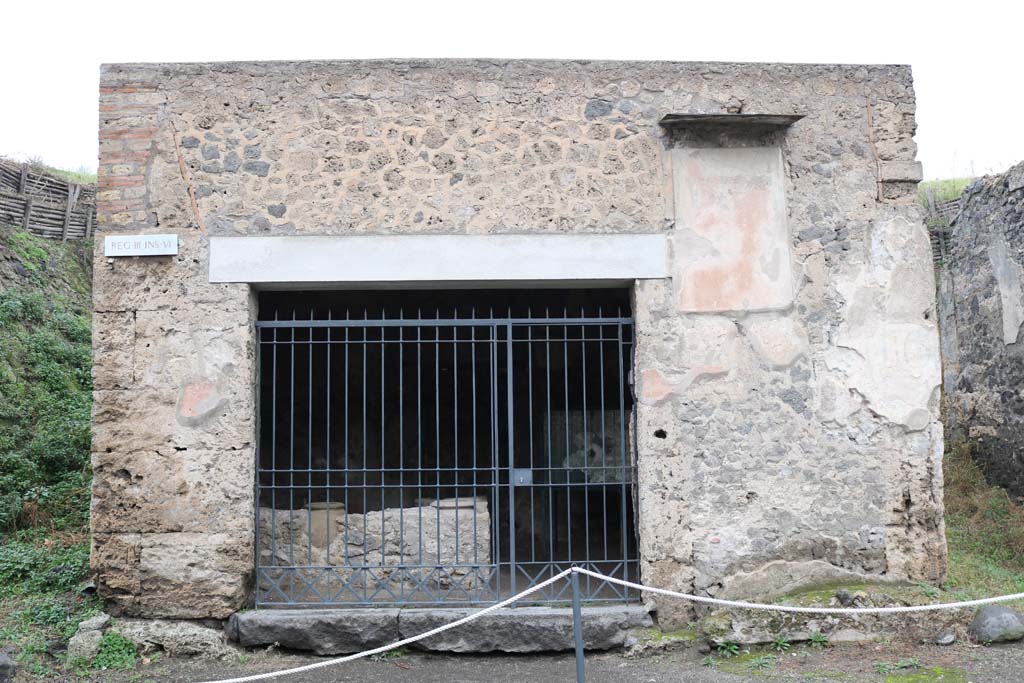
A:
92 631 139 671
918 177 974 206
0 284 92 532
942 441 1024 609
808 631 829 648
876 658 922 674
0 224 95 677
16 157 98 186
884 667 968 683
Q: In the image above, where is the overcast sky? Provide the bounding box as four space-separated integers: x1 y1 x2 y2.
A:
1 1 1018 180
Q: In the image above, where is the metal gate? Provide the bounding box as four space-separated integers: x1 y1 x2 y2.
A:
254 294 639 607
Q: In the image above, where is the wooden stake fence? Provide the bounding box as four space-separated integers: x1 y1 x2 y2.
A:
0 160 95 240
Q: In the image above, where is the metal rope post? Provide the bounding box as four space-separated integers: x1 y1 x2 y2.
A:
571 568 586 683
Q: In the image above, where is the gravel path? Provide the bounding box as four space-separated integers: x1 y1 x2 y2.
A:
82 640 1024 683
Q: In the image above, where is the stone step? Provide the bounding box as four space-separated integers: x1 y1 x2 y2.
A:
227 605 652 655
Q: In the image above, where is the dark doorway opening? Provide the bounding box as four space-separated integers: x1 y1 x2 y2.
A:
255 289 639 607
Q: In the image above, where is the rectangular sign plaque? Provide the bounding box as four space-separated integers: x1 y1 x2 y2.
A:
104 234 179 257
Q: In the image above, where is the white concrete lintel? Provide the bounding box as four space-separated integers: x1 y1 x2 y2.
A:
209 234 669 286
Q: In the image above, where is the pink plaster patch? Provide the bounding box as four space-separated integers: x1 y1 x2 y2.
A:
177 380 226 425
638 368 675 406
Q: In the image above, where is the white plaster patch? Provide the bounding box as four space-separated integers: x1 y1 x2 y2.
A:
987 231 1024 344
832 215 941 431
636 316 739 405
741 313 809 369
670 147 794 312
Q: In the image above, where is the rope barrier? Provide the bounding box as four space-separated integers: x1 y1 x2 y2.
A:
572 567 1024 615
199 567 575 683
201 566 1024 683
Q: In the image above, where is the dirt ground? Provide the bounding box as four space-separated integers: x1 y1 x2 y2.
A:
60 639 1024 683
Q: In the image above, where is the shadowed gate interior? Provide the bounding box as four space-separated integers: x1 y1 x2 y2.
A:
255 289 639 607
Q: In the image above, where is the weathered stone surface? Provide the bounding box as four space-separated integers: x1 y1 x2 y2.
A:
93 532 251 619
112 619 239 657
67 629 103 662
829 214 941 431
968 605 1024 643
228 609 401 655
93 60 943 627
92 447 254 534
741 313 809 369
399 606 652 652
671 147 793 313
258 498 490 600
77 613 111 632
0 652 14 683
92 312 134 390
942 162 1024 495
878 160 923 183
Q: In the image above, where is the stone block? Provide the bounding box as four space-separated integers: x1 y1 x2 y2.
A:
878 160 923 183
92 447 254 534
136 532 252 619
92 312 135 390
228 608 401 655
92 233 247 312
258 498 490 599
92 385 254 454
132 304 252 390
77 613 111 632
112 619 239 657
968 605 1024 643
398 605 652 652
0 652 13 683
91 533 142 597
67 629 103 663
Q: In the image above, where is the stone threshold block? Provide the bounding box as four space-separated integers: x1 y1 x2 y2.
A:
227 605 652 654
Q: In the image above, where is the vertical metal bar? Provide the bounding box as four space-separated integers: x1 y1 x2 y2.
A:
597 309 608 563
571 570 586 683
490 317 500 601
380 311 386 569
563 309 572 566
506 316 516 601
343 311 350 569
325 310 332 597
362 310 368 602
398 310 405 598
453 310 460 574
580 311 590 598
470 312 479 592
307 308 314 570
417 310 424 568
616 317 629 596
435 312 442 595
289 310 296 598
254 324 263 604
269 314 280 595
545 310 554 573
526 311 535 567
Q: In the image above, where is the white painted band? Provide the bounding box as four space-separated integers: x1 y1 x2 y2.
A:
208 234 669 285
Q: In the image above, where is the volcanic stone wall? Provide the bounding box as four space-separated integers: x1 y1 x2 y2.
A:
941 163 1024 494
92 59 944 625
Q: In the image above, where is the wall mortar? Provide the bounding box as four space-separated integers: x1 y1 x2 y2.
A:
92 59 944 623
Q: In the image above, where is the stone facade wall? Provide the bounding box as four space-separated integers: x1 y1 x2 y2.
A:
93 59 945 624
941 163 1024 494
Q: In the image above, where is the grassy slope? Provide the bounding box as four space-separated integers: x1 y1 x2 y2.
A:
918 177 974 206
943 443 1024 607
0 224 104 675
